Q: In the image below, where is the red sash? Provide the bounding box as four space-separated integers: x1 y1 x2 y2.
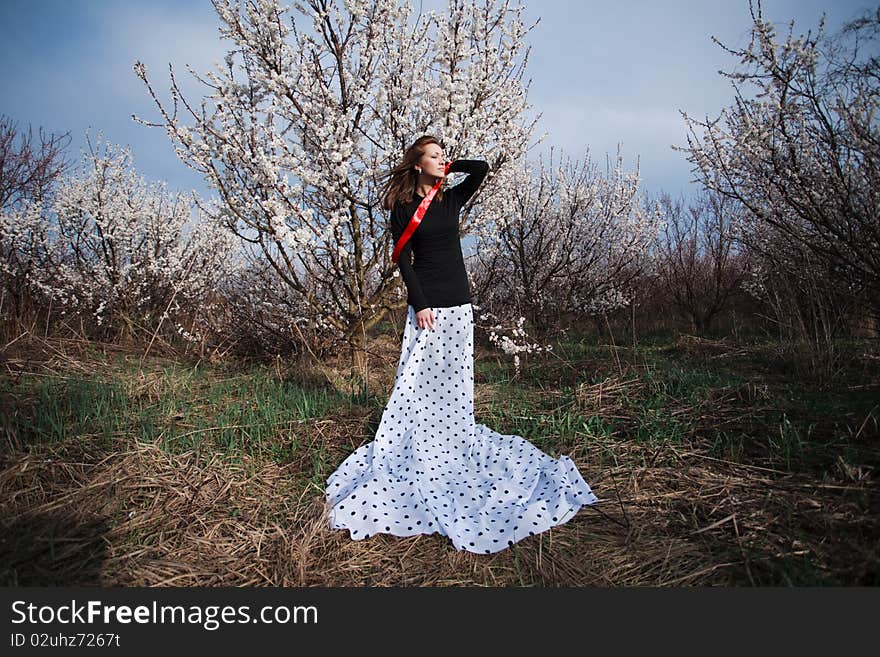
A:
391 161 453 264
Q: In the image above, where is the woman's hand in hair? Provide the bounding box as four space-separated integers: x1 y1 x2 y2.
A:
415 308 435 330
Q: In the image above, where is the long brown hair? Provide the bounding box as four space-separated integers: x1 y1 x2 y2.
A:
380 135 446 212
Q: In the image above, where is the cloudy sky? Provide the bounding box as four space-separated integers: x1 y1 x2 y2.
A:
0 0 873 204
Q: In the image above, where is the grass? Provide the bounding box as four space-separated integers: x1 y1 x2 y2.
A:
4 360 342 462
0 327 877 586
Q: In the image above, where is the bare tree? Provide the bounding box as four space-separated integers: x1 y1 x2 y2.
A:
739 224 857 379
0 115 71 213
655 189 749 335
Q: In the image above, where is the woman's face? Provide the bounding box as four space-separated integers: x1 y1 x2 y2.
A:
417 143 447 178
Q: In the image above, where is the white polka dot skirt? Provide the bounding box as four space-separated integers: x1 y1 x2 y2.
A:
325 303 599 554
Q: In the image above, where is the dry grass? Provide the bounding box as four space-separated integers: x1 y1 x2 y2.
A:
0 331 877 586
1 428 875 586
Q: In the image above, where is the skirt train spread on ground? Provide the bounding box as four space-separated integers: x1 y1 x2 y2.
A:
325 302 599 554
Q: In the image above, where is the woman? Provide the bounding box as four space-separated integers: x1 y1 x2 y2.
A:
324 136 599 554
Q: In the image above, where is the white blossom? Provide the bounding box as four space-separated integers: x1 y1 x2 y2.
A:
131 0 538 346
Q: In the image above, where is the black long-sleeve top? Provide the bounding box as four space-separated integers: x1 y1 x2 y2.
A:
390 159 489 313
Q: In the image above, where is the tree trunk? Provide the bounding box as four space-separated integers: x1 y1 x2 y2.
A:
692 313 709 336
349 331 368 394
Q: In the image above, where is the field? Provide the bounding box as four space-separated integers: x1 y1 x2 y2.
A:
1 324 877 586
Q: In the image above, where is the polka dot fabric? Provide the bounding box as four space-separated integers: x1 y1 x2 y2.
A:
325 303 599 554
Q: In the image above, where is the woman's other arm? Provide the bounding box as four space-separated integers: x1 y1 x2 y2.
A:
390 204 430 313
447 159 490 207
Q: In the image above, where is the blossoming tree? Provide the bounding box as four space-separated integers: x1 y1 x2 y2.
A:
132 0 539 373
470 146 663 338
676 0 880 324
0 116 72 327
0 130 239 343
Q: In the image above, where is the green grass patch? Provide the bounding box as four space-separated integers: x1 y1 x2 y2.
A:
1 366 346 466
